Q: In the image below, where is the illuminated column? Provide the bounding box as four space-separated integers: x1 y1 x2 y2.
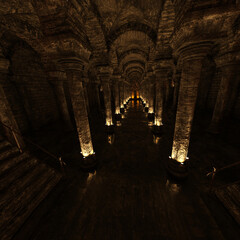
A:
0 56 25 150
59 58 95 165
143 77 149 112
169 42 213 177
153 66 165 128
48 71 73 130
98 66 113 127
82 77 90 115
172 69 181 111
119 81 124 112
208 53 240 133
147 72 155 114
114 80 120 114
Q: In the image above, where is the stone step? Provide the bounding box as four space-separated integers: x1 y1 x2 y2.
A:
0 146 20 161
0 157 38 191
215 182 240 225
0 167 55 228
0 161 47 210
0 152 29 176
0 170 61 240
0 140 11 151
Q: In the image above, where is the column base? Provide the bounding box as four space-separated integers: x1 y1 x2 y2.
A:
148 113 155 122
145 107 149 113
120 108 125 114
152 125 163 135
167 157 189 179
105 125 114 134
80 154 97 172
115 113 122 121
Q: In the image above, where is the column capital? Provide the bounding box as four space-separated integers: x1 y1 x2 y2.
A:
97 65 113 83
175 41 215 62
58 57 84 73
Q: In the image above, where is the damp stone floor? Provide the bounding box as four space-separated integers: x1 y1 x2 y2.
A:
13 100 240 240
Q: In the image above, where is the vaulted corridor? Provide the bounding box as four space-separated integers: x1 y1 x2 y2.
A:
1 1 240 239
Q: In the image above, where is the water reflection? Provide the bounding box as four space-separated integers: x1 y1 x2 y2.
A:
165 179 181 195
136 100 140 108
107 133 115 144
87 170 96 185
153 134 162 144
116 121 121 127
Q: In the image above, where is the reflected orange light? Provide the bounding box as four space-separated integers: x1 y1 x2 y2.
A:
136 91 140 98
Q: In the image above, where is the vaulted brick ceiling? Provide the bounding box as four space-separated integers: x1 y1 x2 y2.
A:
91 0 165 86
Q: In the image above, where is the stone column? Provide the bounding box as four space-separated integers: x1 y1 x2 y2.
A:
208 52 240 133
92 79 102 115
119 80 124 113
114 79 121 115
169 41 213 177
0 56 25 150
59 58 95 165
98 66 113 127
82 77 90 114
48 71 73 130
147 72 155 114
172 69 181 111
154 66 166 128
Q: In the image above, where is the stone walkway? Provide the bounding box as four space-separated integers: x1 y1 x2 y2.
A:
13 100 239 240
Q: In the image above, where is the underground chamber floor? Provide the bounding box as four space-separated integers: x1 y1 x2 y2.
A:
13 100 240 240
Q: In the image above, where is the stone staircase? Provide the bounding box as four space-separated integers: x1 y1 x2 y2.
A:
0 139 62 240
215 182 240 225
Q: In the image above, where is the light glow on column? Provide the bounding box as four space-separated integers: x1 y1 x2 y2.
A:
81 145 95 158
154 118 163 126
148 107 154 114
106 118 113 126
115 107 120 114
171 141 189 163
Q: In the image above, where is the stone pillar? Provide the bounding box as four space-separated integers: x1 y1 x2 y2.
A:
0 56 25 150
114 79 120 115
147 72 155 114
119 81 124 112
172 69 181 111
82 77 90 114
59 58 95 165
98 66 113 126
169 41 213 177
92 79 102 115
209 52 240 133
154 67 166 128
48 71 73 130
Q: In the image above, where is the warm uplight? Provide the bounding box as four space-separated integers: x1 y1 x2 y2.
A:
145 102 149 108
132 92 134 98
171 142 188 163
154 119 163 126
120 104 124 108
106 119 113 126
115 107 120 114
148 107 154 114
81 149 95 158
